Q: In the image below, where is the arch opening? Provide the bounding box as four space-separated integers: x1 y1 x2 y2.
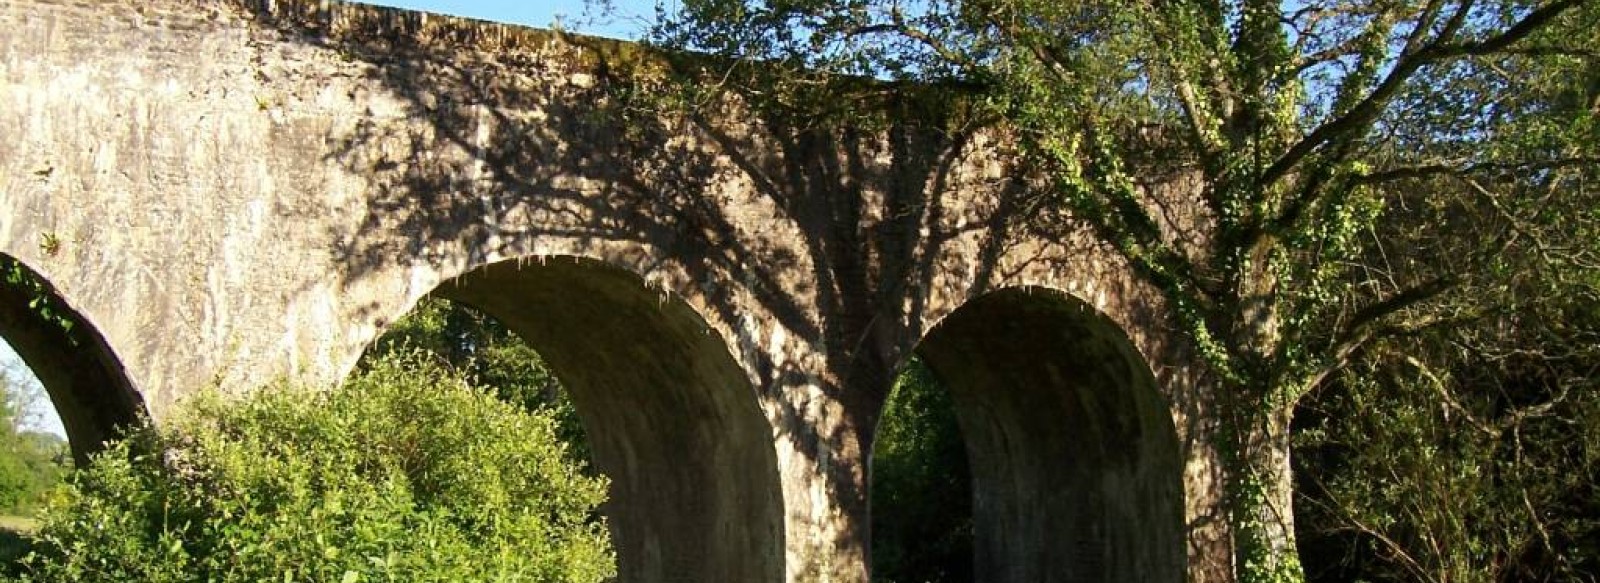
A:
0 255 143 465
380 256 785 583
0 341 71 525
904 286 1184 583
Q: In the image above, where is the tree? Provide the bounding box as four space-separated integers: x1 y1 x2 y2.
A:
638 0 1598 579
1294 243 1600 581
1292 34 1600 575
0 368 66 516
0 372 32 513
870 359 971 583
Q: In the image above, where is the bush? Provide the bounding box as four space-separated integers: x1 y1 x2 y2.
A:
361 298 588 466
1295 292 1600 582
7 354 614 582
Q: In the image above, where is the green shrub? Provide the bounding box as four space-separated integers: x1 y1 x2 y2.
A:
363 298 589 466
7 354 614 582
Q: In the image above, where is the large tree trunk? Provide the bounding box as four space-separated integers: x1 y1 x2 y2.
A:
1232 404 1303 583
1229 249 1306 582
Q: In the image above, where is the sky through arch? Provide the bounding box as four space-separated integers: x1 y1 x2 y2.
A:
1 340 64 437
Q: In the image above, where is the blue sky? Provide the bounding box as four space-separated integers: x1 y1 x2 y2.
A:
356 0 658 39
2 341 63 437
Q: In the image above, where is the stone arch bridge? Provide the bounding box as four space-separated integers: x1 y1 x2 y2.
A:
1 0 1231 580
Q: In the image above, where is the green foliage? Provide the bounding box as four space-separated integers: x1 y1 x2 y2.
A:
1297 350 1600 582
0 370 67 517
0 434 66 515
870 359 971 583
6 355 615 582
0 257 75 341
1288 5 1600 579
1296 224 1600 582
364 298 589 463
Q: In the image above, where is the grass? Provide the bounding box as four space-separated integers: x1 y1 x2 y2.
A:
0 515 36 533
0 513 38 569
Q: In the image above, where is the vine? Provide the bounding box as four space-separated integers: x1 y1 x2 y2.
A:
1 255 79 344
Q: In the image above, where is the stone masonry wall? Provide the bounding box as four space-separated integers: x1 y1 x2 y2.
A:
0 0 1229 580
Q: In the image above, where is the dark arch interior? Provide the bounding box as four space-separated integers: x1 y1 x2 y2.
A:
913 287 1184 583
424 256 784 583
0 255 143 464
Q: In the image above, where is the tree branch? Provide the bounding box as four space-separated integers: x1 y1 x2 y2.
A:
1257 0 1583 194
1353 156 1600 184
1297 277 1462 395
1344 276 1456 335
1435 0 1588 58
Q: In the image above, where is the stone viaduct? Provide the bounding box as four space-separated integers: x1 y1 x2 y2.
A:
1 0 1232 580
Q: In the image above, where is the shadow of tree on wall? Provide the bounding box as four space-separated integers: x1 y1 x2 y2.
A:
225 0 1221 578
234 0 1025 550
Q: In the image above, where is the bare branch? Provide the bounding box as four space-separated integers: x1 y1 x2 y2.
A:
1353 156 1600 184
1400 354 1500 437
1345 276 1455 335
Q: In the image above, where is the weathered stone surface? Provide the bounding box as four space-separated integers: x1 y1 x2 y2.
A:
0 0 1230 580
